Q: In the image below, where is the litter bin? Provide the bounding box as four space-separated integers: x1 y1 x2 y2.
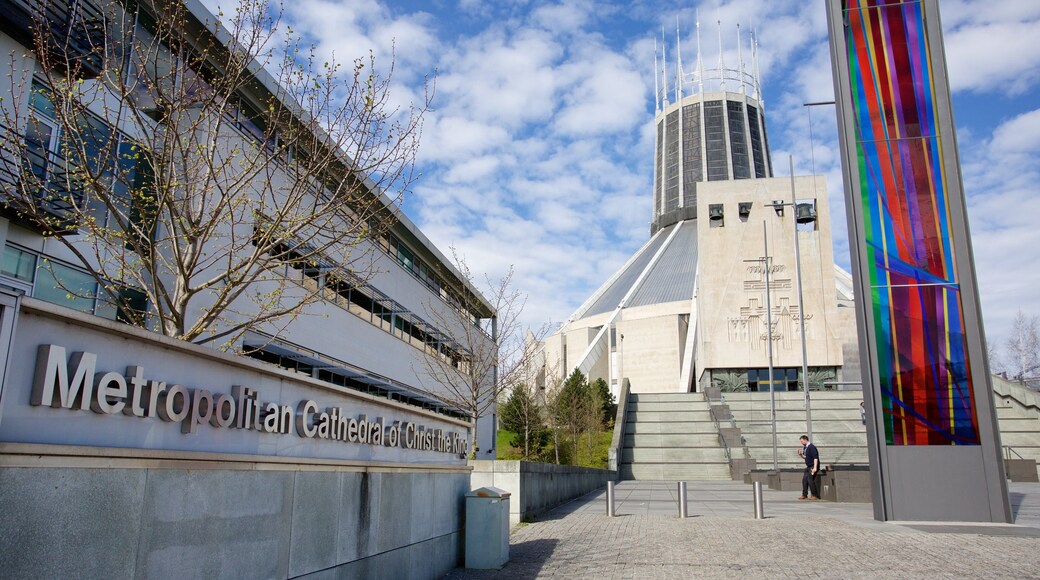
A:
465 486 511 569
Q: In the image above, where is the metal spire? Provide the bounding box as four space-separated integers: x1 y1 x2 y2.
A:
716 19 725 92
737 23 745 96
696 11 704 95
661 27 669 106
676 16 683 102
654 36 660 112
752 29 763 102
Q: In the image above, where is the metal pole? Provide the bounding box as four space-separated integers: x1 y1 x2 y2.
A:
678 481 688 518
606 481 616 517
790 156 813 440
764 222 778 471
753 481 765 519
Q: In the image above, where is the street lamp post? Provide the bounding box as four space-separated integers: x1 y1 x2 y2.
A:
747 222 778 471
766 155 815 441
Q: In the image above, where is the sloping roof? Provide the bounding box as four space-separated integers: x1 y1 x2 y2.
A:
627 220 698 308
570 220 698 321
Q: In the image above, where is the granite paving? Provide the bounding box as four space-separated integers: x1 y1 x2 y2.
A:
443 480 1040 579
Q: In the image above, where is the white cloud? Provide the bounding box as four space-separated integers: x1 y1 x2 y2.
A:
435 28 562 129
990 109 1040 154
945 21 1040 95
259 0 1040 351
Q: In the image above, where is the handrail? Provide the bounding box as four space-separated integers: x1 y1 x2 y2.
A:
608 378 631 474
992 374 1040 418
708 401 732 464
1005 446 1025 461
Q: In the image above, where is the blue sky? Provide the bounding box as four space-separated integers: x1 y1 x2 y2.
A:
217 0 1040 368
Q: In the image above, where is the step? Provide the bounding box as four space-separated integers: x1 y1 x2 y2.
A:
744 447 870 464
620 463 731 481
622 448 729 462
724 400 863 411
997 417 1040 431
630 393 706 403
625 421 719 434
628 400 712 412
628 410 713 422
741 432 867 446
624 434 723 447
734 420 856 432
730 409 861 420
999 432 1040 446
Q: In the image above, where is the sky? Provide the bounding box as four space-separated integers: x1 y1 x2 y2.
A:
217 0 1040 369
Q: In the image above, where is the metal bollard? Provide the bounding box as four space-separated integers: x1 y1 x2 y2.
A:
753 481 765 519
606 481 616 517
678 481 688 518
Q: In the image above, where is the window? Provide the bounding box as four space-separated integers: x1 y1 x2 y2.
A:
747 368 796 392
728 102 750 179
3 245 148 323
34 260 97 313
24 80 154 234
704 100 728 181
2 245 37 282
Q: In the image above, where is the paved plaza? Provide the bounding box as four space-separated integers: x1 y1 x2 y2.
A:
444 480 1040 579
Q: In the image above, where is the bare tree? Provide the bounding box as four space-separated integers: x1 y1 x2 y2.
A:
0 0 426 345
414 249 548 458
1005 311 1040 380
539 358 566 464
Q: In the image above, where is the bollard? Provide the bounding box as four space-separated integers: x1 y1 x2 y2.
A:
678 481 688 518
606 481 616 517
753 481 765 519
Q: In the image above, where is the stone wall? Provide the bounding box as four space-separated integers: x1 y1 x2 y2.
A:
0 454 468 579
469 461 615 524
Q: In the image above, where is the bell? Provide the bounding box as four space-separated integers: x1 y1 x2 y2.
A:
738 202 752 218
795 202 816 224
708 204 724 221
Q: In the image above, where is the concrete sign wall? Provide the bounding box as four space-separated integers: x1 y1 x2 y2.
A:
0 299 469 465
0 296 470 578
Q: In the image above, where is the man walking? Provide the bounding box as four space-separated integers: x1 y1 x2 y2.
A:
797 435 820 500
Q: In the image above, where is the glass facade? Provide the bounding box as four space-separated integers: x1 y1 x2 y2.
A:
703 100 728 181
841 0 979 445
748 105 766 178
727 101 750 179
652 94 772 227
681 103 702 209
663 110 680 213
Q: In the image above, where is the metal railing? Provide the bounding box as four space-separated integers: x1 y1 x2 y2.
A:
1005 446 1025 461
708 403 732 464
608 378 631 473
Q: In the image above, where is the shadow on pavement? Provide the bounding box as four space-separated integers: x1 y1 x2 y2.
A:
441 538 558 579
1010 491 1023 521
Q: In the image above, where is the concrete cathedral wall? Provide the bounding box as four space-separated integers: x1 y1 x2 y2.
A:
0 297 471 578
469 460 614 524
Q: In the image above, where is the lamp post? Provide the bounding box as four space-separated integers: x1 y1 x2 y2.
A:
766 156 816 441
746 222 778 471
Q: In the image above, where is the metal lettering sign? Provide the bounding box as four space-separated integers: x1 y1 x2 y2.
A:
30 344 468 455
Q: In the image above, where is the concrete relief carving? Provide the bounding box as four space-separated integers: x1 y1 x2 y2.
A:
728 265 813 349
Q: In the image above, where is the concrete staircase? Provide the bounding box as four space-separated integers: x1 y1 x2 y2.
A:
617 383 1040 481
619 392 731 480
726 391 868 470
993 377 1040 478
